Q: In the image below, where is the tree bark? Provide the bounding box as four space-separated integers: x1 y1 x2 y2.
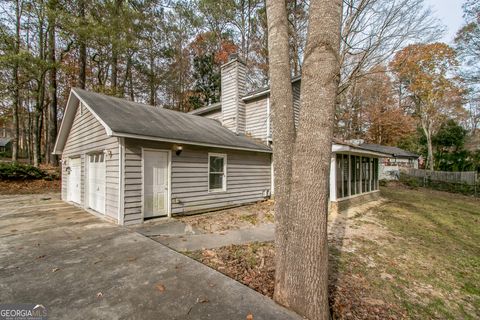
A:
12 0 21 162
149 51 156 105
265 0 296 309
268 0 343 319
78 0 87 89
47 0 58 165
111 0 123 95
420 116 435 171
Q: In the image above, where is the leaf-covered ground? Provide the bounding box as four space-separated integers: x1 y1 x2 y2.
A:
186 185 480 319
177 200 275 233
0 179 61 194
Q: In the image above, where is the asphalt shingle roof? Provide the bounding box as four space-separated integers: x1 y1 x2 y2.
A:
0 137 11 147
73 88 271 153
359 143 419 158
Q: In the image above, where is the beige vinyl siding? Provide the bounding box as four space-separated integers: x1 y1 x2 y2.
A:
221 59 246 134
123 138 271 225
237 65 247 133
204 110 222 121
244 81 300 140
61 103 119 220
221 62 239 132
245 98 268 141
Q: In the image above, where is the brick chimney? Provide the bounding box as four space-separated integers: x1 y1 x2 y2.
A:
221 53 246 134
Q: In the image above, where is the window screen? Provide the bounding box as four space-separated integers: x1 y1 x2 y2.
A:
209 155 226 191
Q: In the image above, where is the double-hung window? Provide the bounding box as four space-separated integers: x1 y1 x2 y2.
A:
208 153 227 192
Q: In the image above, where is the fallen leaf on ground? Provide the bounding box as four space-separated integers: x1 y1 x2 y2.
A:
51 267 60 272
155 283 166 293
196 297 209 303
246 313 253 320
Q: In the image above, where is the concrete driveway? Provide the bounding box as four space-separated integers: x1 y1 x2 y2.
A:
0 194 300 320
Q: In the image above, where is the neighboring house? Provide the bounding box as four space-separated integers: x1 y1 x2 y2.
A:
54 54 389 225
358 143 420 180
0 137 12 154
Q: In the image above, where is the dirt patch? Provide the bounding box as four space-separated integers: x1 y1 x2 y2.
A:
0 179 61 194
177 200 274 233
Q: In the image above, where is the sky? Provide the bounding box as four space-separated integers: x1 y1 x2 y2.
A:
423 0 465 43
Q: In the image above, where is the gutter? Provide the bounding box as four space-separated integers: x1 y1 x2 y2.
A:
111 131 273 154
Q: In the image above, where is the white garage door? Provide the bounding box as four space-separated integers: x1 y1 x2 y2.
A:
88 153 106 214
68 157 82 204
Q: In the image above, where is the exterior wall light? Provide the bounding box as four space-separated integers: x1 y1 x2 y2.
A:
174 145 183 156
103 149 112 158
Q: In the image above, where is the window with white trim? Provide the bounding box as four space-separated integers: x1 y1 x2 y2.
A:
208 153 227 192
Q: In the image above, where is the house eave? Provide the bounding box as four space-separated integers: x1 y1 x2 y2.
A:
332 144 391 158
111 131 273 154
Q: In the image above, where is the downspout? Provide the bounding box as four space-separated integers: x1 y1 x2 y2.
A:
266 97 271 142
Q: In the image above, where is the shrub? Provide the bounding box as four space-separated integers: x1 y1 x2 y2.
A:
0 163 48 180
0 151 11 158
399 174 420 189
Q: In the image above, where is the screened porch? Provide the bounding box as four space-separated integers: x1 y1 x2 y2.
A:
333 154 380 201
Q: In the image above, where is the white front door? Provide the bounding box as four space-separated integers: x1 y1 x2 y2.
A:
88 153 106 214
143 150 169 218
68 157 81 204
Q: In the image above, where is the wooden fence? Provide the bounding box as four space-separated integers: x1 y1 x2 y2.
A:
403 168 478 185
402 168 479 197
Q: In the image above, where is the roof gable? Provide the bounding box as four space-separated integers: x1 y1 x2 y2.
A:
54 89 271 154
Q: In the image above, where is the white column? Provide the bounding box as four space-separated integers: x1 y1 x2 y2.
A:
270 154 275 196
330 154 337 201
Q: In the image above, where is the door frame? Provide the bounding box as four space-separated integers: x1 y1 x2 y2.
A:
141 148 172 220
68 156 82 204
86 151 106 215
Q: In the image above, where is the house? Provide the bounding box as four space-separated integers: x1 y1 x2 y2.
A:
54 54 389 225
358 143 420 180
0 137 12 154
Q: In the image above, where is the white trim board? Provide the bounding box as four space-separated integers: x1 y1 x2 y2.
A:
113 131 272 154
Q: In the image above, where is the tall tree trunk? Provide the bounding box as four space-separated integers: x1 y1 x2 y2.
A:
12 0 21 162
426 131 434 170
78 0 86 89
34 12 46 167
421 117 435 171
149 51 156 105
33 81 45 167
47 0 58 165
265 0 296 307
268 0 343 319
111 0 122 95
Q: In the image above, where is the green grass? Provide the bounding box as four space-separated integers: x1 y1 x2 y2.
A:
347 186 480 319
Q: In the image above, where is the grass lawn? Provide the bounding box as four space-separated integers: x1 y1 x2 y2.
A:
187 185 480 319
